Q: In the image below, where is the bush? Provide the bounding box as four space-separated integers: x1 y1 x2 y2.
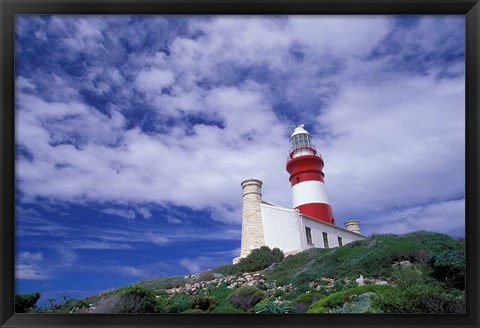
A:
93 294 143 313
236 247 284 273
103 283 156 313
330 292 381 313
256 301 298 313
140 276 188 291
428 249 465 290
227 286 265 311
391 265 427 290
194 270 215 283
214 247 284 276
420 294 465 314
165 293 193 313
307 285 394 313
15 292 41 313
189 295 216 312
291 292 324 313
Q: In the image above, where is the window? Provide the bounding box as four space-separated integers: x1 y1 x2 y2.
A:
305 227 313 245
323 232 329 248
338 237 343 246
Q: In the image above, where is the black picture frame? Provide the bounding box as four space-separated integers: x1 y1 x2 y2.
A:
1 1 479 327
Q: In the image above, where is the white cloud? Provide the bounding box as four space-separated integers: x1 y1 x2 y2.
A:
102 208 136 220
16 264 49 280
67 240 133 250
18 251 43 262
366 198 465 237
135 68 175 93
167 216 182 225
145 232 169 245
137 207 152 220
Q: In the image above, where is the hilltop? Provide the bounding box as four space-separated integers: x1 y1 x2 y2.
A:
21 231 465 314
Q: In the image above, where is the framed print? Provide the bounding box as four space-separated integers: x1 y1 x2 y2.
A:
1 1 479 328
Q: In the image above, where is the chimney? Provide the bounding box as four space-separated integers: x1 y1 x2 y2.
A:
344 220 361 234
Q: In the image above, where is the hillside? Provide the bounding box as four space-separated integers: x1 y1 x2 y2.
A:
24 231 465 314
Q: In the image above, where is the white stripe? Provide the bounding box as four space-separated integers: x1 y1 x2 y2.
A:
292 180 330 208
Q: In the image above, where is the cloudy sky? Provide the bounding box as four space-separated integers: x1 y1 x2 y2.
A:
15 15 465 304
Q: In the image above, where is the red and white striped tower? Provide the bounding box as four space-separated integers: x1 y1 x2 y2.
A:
286 124 335 225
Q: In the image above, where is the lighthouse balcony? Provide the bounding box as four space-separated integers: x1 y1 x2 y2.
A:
288 145 321 160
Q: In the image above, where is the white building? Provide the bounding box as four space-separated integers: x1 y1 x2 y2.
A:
233 179 365 263
233 125 366 263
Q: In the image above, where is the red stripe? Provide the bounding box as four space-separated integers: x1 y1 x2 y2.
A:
286 155 325 186
290 172 324 186
295 203 335 225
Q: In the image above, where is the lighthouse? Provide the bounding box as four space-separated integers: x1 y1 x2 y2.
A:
286 125 335 225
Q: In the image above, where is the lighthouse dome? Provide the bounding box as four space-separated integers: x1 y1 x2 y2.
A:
290 124 311 138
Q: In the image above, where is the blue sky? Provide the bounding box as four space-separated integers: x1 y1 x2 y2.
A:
15 15 465 305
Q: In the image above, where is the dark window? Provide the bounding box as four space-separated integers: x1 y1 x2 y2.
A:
323 232 329 248
338 237 343 246
305 227 313 244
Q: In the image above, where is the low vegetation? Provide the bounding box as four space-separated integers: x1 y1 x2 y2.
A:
16 231 465 314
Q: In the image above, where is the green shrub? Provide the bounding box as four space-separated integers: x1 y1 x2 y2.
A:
15 292 41 313
189 295 216 312
291 292 324 313
419 294 465 314
290 265 321 288
307 285 394 313
93 294 145 313
195 270 215 283
104 283 156 313
391 265 427 290
236 246 284 273
428 249 465 290
227 286 265 311
166 293 193 313
416 231 462 250
371 281 452 314
140 276 188 291
256 301 299 313
330 292 382 313
214 247 284 276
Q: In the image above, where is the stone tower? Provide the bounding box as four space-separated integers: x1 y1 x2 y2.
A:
344 220 362 234
239 179 265 258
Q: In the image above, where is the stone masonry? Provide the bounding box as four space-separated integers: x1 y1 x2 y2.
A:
239 179 265 259
344 220 362 234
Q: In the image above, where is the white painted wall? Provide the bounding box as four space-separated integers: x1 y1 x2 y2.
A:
260 203 303 254
300 216 365 249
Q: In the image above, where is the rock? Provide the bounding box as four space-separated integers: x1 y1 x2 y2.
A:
355 275 365 286
213 273 223 279
400 260 412 267
375 281 389 285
